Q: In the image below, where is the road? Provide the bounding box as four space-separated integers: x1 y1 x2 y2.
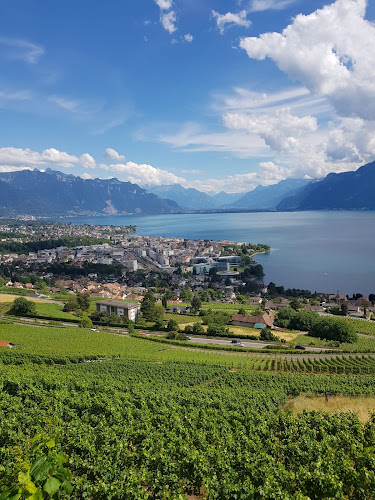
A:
187 336 331 352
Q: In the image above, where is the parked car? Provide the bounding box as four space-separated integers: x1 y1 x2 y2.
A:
90 328 99 332
231 339 244 347
295 344 306 350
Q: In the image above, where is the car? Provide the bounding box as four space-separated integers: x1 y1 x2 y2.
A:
187 336 191 340
139 331 146 335
294 344 306 350
231 339 244 347
90 328 99 332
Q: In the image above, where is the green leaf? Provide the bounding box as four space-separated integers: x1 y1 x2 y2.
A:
46 439 55 449
43 477 61 496
30 457 51 482
61 480 73 494
28 488 43 500
0 488 21 500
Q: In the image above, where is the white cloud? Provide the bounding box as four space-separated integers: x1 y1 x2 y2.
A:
103 161 185 187
223 108 317 151
325 118 375 163
161 11 177 34
80 153 96 169
240 0 375 120
184 33 193 43
0 147 78 169
155 0 173 10
248 0 296 12
0 90 32 102
0 37 44 64
80 172 93 180
212 10 251 34
105 148 126 162
48 96 83 113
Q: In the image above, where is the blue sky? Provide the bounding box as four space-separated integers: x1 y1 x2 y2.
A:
0 0 374 193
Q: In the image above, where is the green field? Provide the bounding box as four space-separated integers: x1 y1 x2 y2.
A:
1 324 375 498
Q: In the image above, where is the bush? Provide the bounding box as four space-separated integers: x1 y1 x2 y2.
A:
10 297 36 316
207 323 226 336
80 315 93 329
309 317 358 343
192 322 204 334
260 328 279 341
167 319 179 331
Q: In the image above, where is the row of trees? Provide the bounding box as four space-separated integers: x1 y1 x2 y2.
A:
275 308 358 343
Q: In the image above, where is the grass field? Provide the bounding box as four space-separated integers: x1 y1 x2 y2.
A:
0 293 45 303
285 394 375 423
164 313 198 324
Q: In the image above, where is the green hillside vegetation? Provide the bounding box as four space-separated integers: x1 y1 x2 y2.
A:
1 325 375 498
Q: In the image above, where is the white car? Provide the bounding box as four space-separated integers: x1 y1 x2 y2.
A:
91 328 99 332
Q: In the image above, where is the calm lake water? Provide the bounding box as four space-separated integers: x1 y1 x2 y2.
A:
60 212 375 296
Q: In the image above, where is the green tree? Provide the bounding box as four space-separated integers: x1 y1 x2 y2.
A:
290 298 301 311
154 302 165 322
167 319 179 331
192 322 204 334
63 295 79 312
80 314 93 329
309 317 358 343
162 296 168 309
341 302 349 316
76 292 90 311
191 296 202 313
141 291 156 321
10 297 36 316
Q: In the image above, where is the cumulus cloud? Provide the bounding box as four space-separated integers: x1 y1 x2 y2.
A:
80 153 96 169
104 148 126 162
212 10 251 34
103 161 185 187
325 118 375 163
155 0 173 10
239 0 375 120
223 108 317 151
184 33 193 43
0 147 78 169
0 37 44 64
161 11 177 34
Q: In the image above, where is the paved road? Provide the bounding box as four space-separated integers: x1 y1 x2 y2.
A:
187 336 331 352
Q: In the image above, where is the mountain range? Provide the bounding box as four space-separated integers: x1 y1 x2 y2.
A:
277 160 375 210
0 169 180 216
0 161 374 217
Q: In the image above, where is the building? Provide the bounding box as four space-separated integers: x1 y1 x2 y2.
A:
96 300 140 321
230 312 275 329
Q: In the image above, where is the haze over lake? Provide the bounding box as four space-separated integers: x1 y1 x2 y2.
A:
61 211 375 296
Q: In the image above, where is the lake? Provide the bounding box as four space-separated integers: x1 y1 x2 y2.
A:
60 211 375 296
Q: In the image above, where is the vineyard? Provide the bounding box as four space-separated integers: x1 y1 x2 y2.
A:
1 325 375 498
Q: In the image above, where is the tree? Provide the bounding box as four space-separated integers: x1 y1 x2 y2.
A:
192 322 204 334
290 298 301 311
11 297 36 316
238 308 246 316
309 317 357 343
63 295 79 312
141 291 156 321
162 296 168 309
191 296 202 313
341 302 349 316
260 328 278 341
76 292 90 311
80 314 93 329
154 303 165 322
167 319 179 332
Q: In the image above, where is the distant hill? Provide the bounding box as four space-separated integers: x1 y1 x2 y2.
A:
277 161 375 210
148 184 242 210
0 169 180 216
148 184 216 210
225 179 312 210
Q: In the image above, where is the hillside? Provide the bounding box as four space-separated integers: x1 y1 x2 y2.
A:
277 161 375 210
0 169 180 216
225 179 311 210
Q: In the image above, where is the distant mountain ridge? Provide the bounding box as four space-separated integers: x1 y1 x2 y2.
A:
147 184 242 209
277 161 375 210
0 169 180 216
225 179 312 210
